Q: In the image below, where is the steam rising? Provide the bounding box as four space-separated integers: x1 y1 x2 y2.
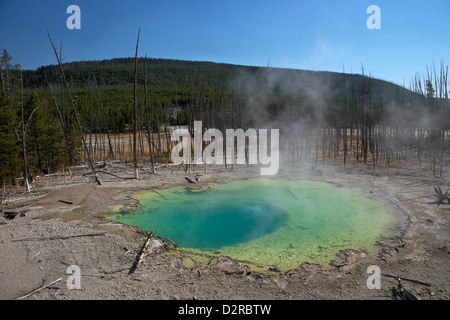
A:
221 64 449 175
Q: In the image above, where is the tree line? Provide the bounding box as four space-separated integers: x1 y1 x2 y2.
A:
1 47 449 188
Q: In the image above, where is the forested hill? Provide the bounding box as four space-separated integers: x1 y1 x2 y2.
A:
2 50 446 187
24 58 235 88
22 57 415 102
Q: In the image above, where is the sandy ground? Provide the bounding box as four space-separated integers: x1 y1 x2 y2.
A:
0 161 449 300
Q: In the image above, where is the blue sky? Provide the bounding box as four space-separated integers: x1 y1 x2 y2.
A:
0 0 449 86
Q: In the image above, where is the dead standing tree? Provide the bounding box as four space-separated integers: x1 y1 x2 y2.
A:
144 55 156 174
19 66 31 192
47 30 100 185
132 29 140 179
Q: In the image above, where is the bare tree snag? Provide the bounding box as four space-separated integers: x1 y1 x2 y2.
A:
144 55 156 174
19 67 31 192
47 30 98 181
133 29 140 179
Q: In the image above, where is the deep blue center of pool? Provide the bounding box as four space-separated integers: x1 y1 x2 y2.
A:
141 199 288 249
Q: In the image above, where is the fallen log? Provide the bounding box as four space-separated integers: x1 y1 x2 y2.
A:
129 230 154 274
11 231 108 242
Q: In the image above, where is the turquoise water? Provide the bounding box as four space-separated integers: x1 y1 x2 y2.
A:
109 178 401 271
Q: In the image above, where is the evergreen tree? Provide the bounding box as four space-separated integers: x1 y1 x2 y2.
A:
22 92 67 177
0 92 20 185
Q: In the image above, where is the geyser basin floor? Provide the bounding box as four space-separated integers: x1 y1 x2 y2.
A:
109 179 403 271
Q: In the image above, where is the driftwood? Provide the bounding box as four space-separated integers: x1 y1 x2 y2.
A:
11 231 107 242
16 278 63 300
129 230 154 274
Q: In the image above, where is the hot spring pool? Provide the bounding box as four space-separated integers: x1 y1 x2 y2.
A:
109 178 403 271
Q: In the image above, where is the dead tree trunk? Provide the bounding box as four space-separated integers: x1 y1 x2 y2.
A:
48 30 100 185
144 55 156 174
133 29 141 179
19 67 31 192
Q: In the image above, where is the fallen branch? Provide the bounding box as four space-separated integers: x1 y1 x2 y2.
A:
95 174 102 186
381 273 431 287
11 231 107 242
66 272 105 279
58 200 73 205
434 185 450 205
163 236 178 247
393 278 421 300
152 190 168 200
129 230 154 274
185 177 196 184
122 247 131 257
16 278 63 300
80 173 102 185
285 187 298 200
96 170 135 180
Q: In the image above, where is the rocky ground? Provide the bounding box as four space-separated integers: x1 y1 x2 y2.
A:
0 161 449 300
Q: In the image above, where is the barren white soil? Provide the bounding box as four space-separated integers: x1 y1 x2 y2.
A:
1 162 449 300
